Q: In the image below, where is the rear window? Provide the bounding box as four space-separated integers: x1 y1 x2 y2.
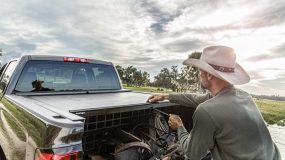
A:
15 60 121 92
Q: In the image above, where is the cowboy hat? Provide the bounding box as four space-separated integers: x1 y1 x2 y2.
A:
183 46 250 85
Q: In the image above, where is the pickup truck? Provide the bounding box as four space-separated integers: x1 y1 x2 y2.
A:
0 55 195 160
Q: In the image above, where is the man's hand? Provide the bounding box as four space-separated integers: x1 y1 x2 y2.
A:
161 156 171 160
147 93 169 103
168 114 183 130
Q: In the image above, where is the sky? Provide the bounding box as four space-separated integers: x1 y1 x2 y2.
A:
0 0 285 96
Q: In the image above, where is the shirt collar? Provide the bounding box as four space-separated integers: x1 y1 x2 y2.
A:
215 85 234 96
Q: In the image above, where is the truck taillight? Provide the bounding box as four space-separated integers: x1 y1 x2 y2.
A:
63 57 88 63
36 152 81 160
35 144 82 160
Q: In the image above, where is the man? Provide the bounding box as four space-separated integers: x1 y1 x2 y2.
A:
147 46 281 160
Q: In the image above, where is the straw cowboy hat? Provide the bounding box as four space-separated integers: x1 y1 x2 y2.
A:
183 46 250 85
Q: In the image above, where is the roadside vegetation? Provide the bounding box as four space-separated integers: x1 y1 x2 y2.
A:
124 85 285 126
123 84 171 93
255 99 285 126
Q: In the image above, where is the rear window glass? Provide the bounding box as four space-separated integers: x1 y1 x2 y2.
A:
15 60 121 92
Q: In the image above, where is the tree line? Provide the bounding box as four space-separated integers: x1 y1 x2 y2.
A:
252 94 285 101
116 65 151 87
116 52 203 92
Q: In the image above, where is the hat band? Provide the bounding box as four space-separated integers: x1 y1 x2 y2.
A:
209 63 235 72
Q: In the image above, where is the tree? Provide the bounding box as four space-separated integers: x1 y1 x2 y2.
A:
142 71 150 86
115 65 125 83
115 65 150 87
178 51 203 92
124 66 137 86
188 51 201 59
133 70 142 86
153 68 172 89
153 51 203 92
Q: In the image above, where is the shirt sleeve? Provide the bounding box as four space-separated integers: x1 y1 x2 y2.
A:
169 93 212 108
177 106 216 160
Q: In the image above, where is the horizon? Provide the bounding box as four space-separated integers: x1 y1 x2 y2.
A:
0 0 285 96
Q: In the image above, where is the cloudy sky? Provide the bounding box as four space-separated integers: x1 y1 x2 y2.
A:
0 0 285 96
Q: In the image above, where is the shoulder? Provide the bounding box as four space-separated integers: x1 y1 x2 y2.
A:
204 87 251 106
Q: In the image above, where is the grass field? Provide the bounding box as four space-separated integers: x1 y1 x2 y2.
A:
255 99 285 126
123 85 172 93
124 85 285 126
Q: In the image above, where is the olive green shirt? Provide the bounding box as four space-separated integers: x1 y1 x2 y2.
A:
169 86 281 160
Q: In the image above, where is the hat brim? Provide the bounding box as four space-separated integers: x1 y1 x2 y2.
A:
183 59 250 85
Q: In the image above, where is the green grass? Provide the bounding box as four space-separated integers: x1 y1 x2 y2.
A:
123 84 172 93
124 85 285 126
255 99 285 126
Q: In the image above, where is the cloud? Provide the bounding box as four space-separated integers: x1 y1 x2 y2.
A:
245 54 274 62
165 0 285 40
245 72 285 95
245 43 285 62
0 0 285 95
162 38 207 52
0 38 38 63
247 67 284 80
0 0 152 63
271 42 285 54
1 48 24 64
238 83 284 96
247 70 265 80
240 1 285 28
259 77 285 90
237 66 285 96
138 0 189 33
168 25 236 38
143 58 185 79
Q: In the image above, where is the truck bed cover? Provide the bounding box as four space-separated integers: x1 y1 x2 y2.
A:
8 91 170 116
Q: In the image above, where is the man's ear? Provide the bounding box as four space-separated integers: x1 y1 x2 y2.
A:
207 73 214 80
